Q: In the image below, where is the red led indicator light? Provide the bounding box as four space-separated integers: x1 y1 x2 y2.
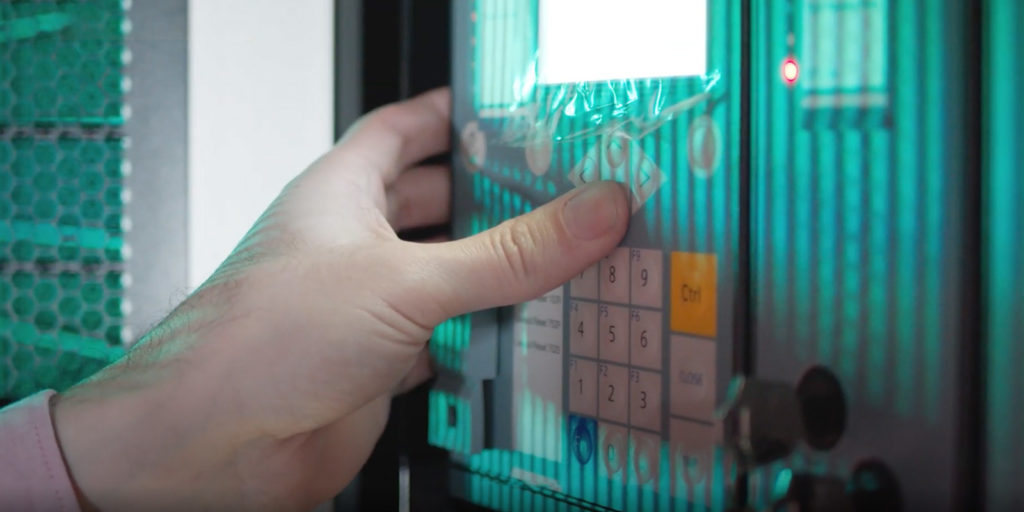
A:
782 58 799 85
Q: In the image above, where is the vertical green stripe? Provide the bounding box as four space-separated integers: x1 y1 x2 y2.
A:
815 132 837 365
751 0 769 361
893 0 919 415
769 1 788 330
839 132 862 385
793 127 812 361
920 0 943 422
473 0 481 110
866 132 890 404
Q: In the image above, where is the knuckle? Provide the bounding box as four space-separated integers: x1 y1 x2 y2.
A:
367 103 401 124
491 220 541 283
364 105 408 144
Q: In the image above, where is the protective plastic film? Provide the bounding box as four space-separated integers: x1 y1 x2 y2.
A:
463 0 724 215
438 1 742 510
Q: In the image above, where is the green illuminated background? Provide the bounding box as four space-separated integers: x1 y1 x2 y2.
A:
0 0 128 400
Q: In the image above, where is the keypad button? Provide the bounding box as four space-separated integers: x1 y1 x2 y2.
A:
569 300 598 357
629 369 662 432
599 247 630 304
569 358 598 417
631 429 662 487
571 263 599 300
670 335 716 421
460 121 487 170
599 422 629 481
630 249 663 308
670 419 715 490
598 362 629 424
600 132 631 181
669 252 717 337
567 145 601 188
630 308 662 370
627 151 667 213
569 415 598 467
598 304 629 364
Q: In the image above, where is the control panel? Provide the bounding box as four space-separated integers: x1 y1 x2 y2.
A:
433 0 741 510
434 0 997 511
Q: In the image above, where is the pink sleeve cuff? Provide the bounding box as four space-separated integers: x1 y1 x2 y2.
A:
0 390 80 512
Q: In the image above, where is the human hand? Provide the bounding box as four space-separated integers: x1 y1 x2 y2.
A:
51 88 629 511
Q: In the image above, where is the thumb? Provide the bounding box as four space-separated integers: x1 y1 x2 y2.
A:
424 181 629 319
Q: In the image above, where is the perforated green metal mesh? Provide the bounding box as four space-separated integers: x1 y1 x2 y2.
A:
1 0 127 125
1 0 128 400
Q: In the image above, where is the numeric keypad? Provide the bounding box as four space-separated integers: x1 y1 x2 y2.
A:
568 247 666 450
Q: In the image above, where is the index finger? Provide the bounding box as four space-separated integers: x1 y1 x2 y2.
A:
336 87 451 184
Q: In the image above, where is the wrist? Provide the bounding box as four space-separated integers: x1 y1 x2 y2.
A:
52 366 216 509
51 311 250 509
50 393 99 512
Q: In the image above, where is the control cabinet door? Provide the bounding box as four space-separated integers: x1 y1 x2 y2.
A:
750 1 974 510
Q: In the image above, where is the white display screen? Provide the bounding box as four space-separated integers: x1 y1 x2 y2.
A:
538 0 708 84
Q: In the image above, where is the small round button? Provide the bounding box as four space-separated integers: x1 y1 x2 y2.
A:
524 138 552 176
796 365 846 451
571 420 594 465
602 428 627 475
459 121 486 171
686 115 722 178
675 443 709 485
632 435 659 484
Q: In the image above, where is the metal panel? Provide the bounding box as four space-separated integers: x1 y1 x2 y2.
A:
749 1 975 509
335 0 363 136
123 0 189 341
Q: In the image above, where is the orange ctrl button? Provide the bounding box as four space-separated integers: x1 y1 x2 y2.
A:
669 252 717 337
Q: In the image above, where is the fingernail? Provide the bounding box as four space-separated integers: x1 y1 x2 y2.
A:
563 182 626 240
